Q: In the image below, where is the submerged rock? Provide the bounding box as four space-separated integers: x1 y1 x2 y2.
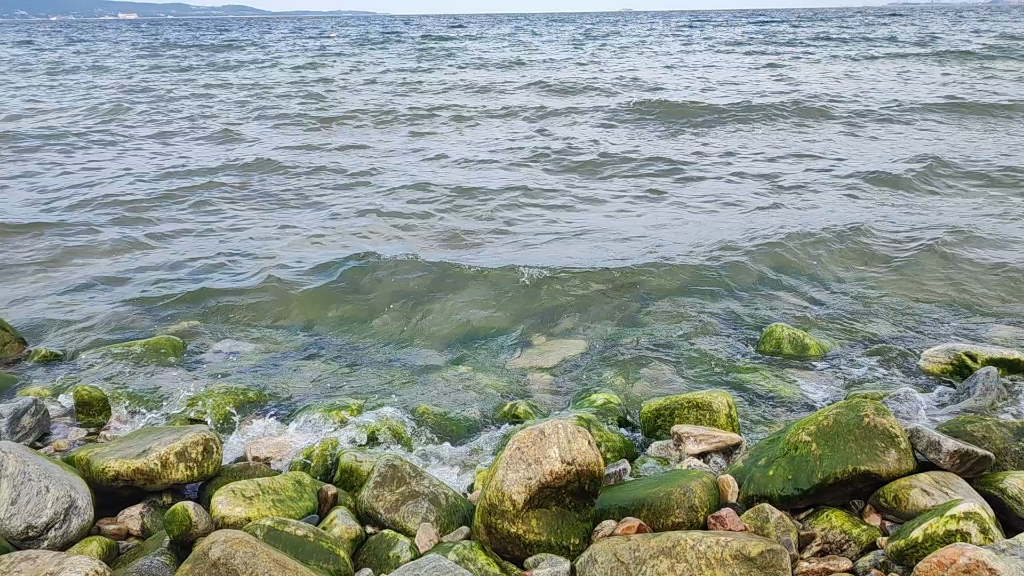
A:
81 335 186 365
496 399 547 423
184 384 271 433
570 389 630 428
289 437 341 483
801 506 881 559
919 343 1024 379
0 550 113 576
639 389 740 440
756 322 831 359
947 366 1007 412
319 506 366 556
210 470 321 529
292 399 365 427
937 416 1024 472
506 338 588 369
243 516 355 576
67 535 119 564
413 404 480 445
353 529 419 575
0 318 28 364
884 498 1003 566
109 530 177 576
0 397 50 444
72 385 112 429
728 398 916 509
594 469 719 532
362 417 414 450
27 348 64 363
176 528 323 576
972 472 1024 533
569 412 637 463
906 425 994 478
197 461 279 508
869 471 994 523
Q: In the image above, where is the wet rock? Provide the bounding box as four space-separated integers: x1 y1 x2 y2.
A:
27 348 64 363
801 507 882 560
496 399 547 423
972 471 1024 533
639 389 740 440
16 385 53 399
595 469 720 532
645 439 685 463
96 518 128 541
0 397 50 443
671 424 743 456
869 471 994 523
506 338 588 369
243 516 355 576
289 437 341 482
244 435 298 466
441 526 470 543
163 501 213 546
292 399 365 427
718 474 740 503
390 554 472 576
333 449 379 494
319 484 340 518
708 507 746 532
568 412 638 463
631 454 672 477
81 335 186 365
524 553 571 576
611 517 652 536
362 417 414 450
319 505 366 556
426 539 517 576
197 461 279 507
211 470 321 529
354 570 373 576
918 343 1024 380
884 499 1003 566
851 549 907 576
603 458 630 486
176 529 324 576
948 366 1007 411
412 405 480 445
937 416 1024 472
109 531 177 576
184 384 271 432
570 389 630 427
756 322 831 359
795 555 853 576
0 550 113 576
67 535 119 564
906 425 994 478
415 523 439 554
72 386 111 429
741 503 799 564
911 533 1024 576
0 440 94 550
0 318 28 363
117 501 167 539
728 399 916 509
880 387 929 426
862 504 883 528
354 529 418 575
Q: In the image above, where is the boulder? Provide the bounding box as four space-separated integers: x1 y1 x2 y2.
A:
919 343 1024 379
289 438 341 483
176 529 323 576
361 417 414 450
574 530 791 576
64 425 221 491
319 506 365 556
801 507 882 559
391 554 473 576
0 397 50 443
852 549 908 576
506 339 588 369
0 318 28 363
884 499 1003 566
947 366 1007 411
740 503 800 564
183 385 271 433
197 461 279 507
906 425 994 478
912 533 1024 576
353 529 419 574
243 516 354 576
728 399 916 508
639 390 740 440
937 416 1024 472
0 550 113 576
81 335 186 365
164 501 214 546
210 471 321 529
525 553 571 576
67 536 119 564
794 555 853 576
0 441 94 550
72 385 111 429
332 449 379 494
426 540 517 576
869 471 994 523
972 472 1024 533
117 499 171 540
570 389 630 428
670 424 743 456
881 387 930 426
594 469 719 532
756 322 831 358
473 420 604 563
496 400 546 423
569 413 637 463
413 405 480 445
109 531 177 576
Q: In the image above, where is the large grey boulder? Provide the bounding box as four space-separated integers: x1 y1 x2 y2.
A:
0 397 50 444
0 441 94 550
390 555 473 576
947 366 1007 412
0 550 112 576
906 425 994 478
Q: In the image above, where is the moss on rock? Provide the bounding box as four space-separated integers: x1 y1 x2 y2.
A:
16 386 54 399
919 343 1024 379
82 335 186 365
740 503 800 564
183 385 272 433
73 385 112 428
353 529 418 575
243 516 354 576
109 531 178 575
210 471 322 529
163 501 213 546
639 389 740 440
885 498 1003 566
569 413 637 463
868 471 993 523
413 404 481 445
595 469 719 532
318 506 365 557
756 322 831 359
972 472 1024 533
426 540 519 576
28 348 65 363
67 536 119 565
197 461 279 508
570 389 630 428
176 529 323 576
496 400 547 424
802 506 882 559
362 418 413 450
332 449 379 494
291 399 364 427
0 318 28 363
289 438 341 483
937 416 1024 473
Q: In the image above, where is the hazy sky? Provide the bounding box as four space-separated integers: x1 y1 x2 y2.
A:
188 0 889 15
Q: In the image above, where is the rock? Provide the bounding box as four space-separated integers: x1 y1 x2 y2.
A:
852 549 908 576
72 386 111 429
603 459 631 486
728 399 916 509
0 440 94 550
881 387 929 426
362 417 414 450
117 538 141 555
801 507 882 559
109 531 177 576
646 439 686 463
390 555 472 576
506 339 588 369
354 529 418 575
670 424 743 456
292 399 365 427
972 472 1024 533
424 539 517 576
0 318 28 363
319 484 340 519
0 397 50 443
441 526 470 543
289 438 341 482
356 455 474 538
16 386 53 399
117 501 167 539
65 425 220 491
243 516 355 576
568 413 638 463
163 501 213 546
570 389 630 428
869 471 994 523
592 519 616 542
862 504 883 528
412 405 480 445
333 450 379 494
918 343 1024 379
67 535 119 564
741 503 800 565
884 499 1003 566
795 555 854 576
611 517 652 536
319 506 366 556
197 461 279 507
415 523 439 554
210 470 321 529
631 455 672 478
0 550 113 576
27 348 64 363
708 508 746 532
595 469 719 532
82 335 186 365
96 518 128 540
473 420 604 563
906 425 994 478
718 474 740 503
68 427 89 442
937 416 1024 473
756 323 831 359
639 389 740 440
496 400 547 423
574 530 792 575
244 436 298 466
184 384 271 432
354 570 372 576
176 528 324 576
525 553 572 576
911 533 1024 576
948 366 1007 411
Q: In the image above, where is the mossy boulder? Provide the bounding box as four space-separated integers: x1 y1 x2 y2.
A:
73 385 112 429
740 503 800 564
639 389 739 440
426 540 518 576
393 555 473 576
413 405 480 445
163 501 214 546
937 416 1024 472
496 400 547 424
0 550 113 576
0 318 28 363
473 420 604 563
755 322 831 359
176 529 323 576
210 471 322 529
67 536 119 564
28 348 65 363
919 343 1024 379
289 438 341 483
362 417 413 450
109 531 177 575
16 386 53 399
183 385 271 433
82 335 186 365
65 425 221 491
332 449 379 494
973 472 1024 533
594 469 719 532
728 398 916 508
802 506 882 559
243 516 354 576
912 533 1024 576
574 530 792 576
885 498 1003 566
571 389 630 428
869 471 994 523
292 399 364 427
569 413 637 463
197 461 279 508
318 506 365 556
356 455 473 537
353 529 419 574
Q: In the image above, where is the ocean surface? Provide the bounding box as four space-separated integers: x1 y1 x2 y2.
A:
2 6 1024 486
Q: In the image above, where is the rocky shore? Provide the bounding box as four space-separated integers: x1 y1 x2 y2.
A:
2 317 1024 575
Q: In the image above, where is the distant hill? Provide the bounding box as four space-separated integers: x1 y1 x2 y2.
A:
0 0 376 19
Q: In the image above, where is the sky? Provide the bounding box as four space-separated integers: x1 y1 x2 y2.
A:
187 0 891 15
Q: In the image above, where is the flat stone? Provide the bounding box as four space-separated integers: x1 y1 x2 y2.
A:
919 343 1024 379
415 522 439 554
948 366 1007 411
506 339 588 369
906 425 995 478
707 508 746 532
611 517 652 536
794 555 854 576
244 435 299 465
671 424 743 457
0 397 50 444
718 474 740 503
0 550 113 576
441 526 470 543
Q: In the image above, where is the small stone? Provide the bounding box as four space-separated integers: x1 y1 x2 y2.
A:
72 385 112 429
646 439 686 463
97 430 119 443
679 457 714 472
244 435 298 465
51 439 72 452
441 526 470 543
38 445 55 456
96 518 128 541
301 514 319 525
603 459 631 486
591 519 616 542
67 427 89 442
524 552 571 576
707 508 746 532
355 569 374 576
881 520 899 535
611 517 652 536
862 504 882 527
905 424 995 478
415 522 439 554
365 525 380 535
117 503 152 539
467 490 480 504
671 424 743 456
717 474 739 503
794 555 854 576
506 338 588 369
849 499 867 514
877 536 888 549
318 484 339 519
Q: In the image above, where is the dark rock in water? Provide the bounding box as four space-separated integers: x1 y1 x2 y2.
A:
243 516 354 576
905 424 994 478
354 529 419 575
972 472 1024 533
594 469 719 532
0 396 50 444
570 389 630 428
80 334 186 366
0 550 113 575
176 529 324 576
0 317 28 364
937 416 1024 472
72 385 112 429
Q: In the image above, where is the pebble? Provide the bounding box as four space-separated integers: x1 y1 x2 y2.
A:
794 555 854 576
117 503 150 538
355 570 374 576
96 518 128 541
670 424 744 456
441 526 471 543
591 519 617 542
50 439 71 452
707 508 746 532
67 427 89 442
603 459 631 486
318 484 339 519
717 474 739 503
611 517 652 537
876 536 888 549
415 522 439 554
861 504 882 528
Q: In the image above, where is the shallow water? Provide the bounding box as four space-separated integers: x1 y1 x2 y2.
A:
2 7 1024 487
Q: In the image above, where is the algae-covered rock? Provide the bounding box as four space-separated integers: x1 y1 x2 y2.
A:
0 550 113 576
571 389 630 428
594 469 719 532
912 533 1024 576
332 449 379 494
289 438 341 483
65 425 221 491
413 405 480 445
937 416 1024 473
728 398 916 508
426 540 517 576
318 506 365 556
82 335 186 365
574 530 792 576
756 322 831 359
639 389 740 440
356 455 473 538
473 420 604 563
973 472 1024 533
15 386 53 399
183 385 271 433
802 506 882 559
569 412 637 463
740 503 800 564
885 498 1003 566
919 343 1024 379
73 385 112 429
67 536 119 564
243 516 354 576
197 461 279 507
176 529 323 576
210 470 321 529
163 501 213 546
353 529 418 574
392 555 473 576
496 399 547 424
852 549 908 576
0 396 50 444
28 348 65 363
0 441 94 550
869 471 994 523
362 417 414 450
292 399 364 427
109 531 177 576
0 318 28 363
